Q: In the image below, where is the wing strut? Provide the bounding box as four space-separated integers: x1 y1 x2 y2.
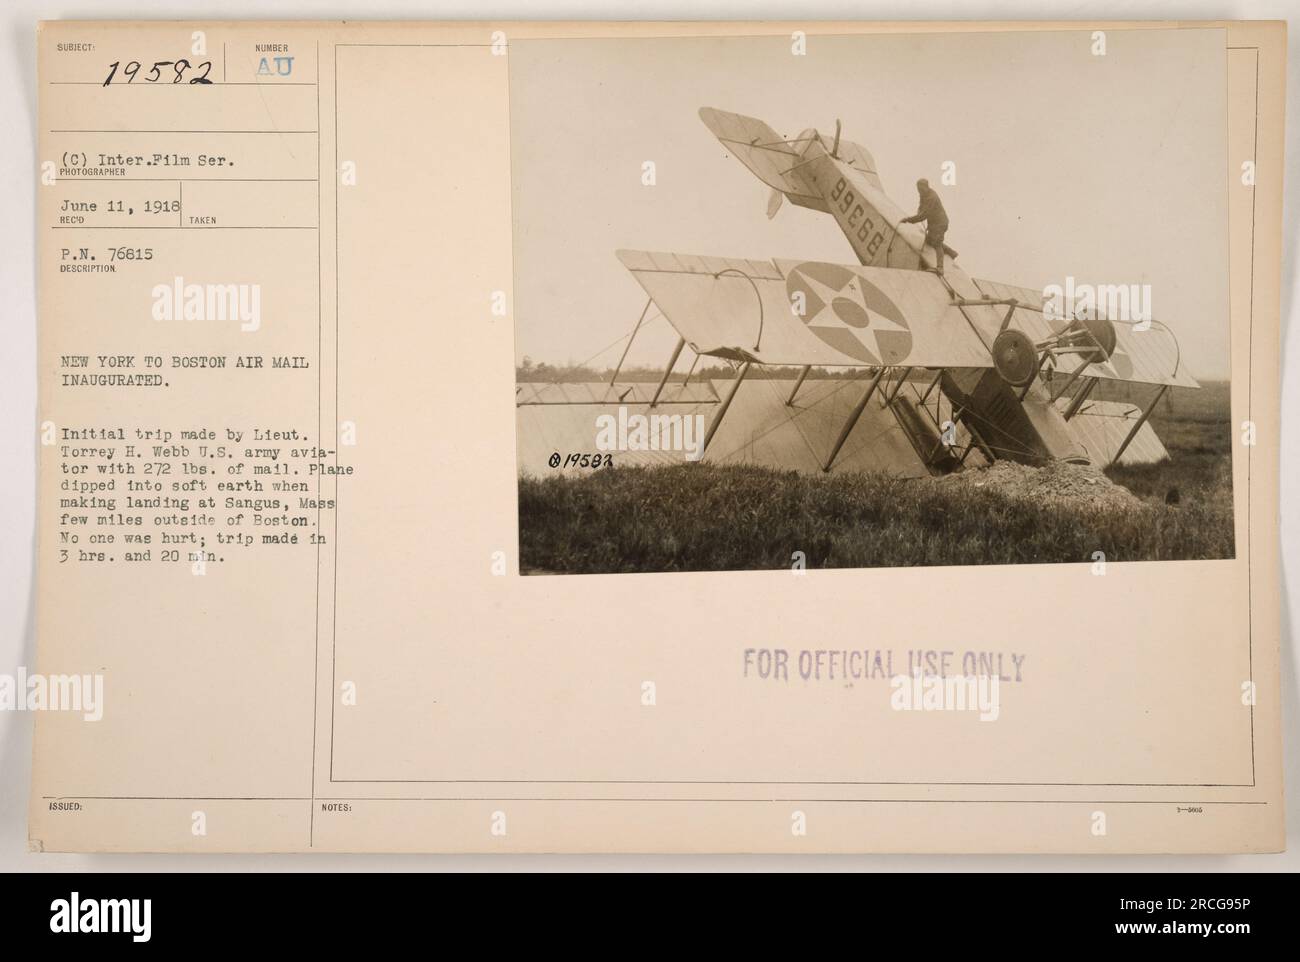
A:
680 352 700 388
822 368 886 473
882 367 914 406
1062 376 1098 421
610 296 653 386
700 362 751 457
648 336 686 408
786 365 811 406
1110 385 1168 466
919 370 944 403
1050 356 1094 402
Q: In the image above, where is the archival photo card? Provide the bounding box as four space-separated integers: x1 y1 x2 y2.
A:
27 19 1283 855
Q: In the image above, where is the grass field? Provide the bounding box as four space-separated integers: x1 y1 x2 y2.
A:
518 381 1235 573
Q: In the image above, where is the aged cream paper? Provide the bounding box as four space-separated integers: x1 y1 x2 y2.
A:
29 20 1284 852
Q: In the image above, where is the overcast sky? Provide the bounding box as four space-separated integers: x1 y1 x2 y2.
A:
509 28 1229 379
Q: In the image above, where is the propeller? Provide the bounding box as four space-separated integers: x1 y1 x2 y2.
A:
766 188 783 219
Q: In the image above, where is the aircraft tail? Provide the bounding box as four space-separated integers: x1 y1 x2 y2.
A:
699 107 890 219
698 107 830 217
699 107 925 269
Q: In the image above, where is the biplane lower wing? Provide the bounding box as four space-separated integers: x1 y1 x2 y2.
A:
1067 400 1172 466
615 249 992 369
515 374 983 478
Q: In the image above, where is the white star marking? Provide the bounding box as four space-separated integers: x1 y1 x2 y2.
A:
798 270 909 356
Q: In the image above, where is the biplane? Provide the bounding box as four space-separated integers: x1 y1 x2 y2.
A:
517 107 1196 478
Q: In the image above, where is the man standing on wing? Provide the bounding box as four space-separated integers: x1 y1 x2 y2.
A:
901 178 957 276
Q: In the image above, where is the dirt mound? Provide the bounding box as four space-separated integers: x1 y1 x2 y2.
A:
930 460 1142 509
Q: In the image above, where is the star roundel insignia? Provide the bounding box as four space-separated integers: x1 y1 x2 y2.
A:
786 262 913 365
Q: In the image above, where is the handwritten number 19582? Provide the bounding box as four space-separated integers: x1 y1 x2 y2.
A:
102 60 213 85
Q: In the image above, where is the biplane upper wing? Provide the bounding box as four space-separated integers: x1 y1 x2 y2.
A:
616 249 992 369
697 108 830 213
972 278 1199 389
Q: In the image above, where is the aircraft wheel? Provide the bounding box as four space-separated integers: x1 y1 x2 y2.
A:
991 329 1038 387
1080 315 1118 361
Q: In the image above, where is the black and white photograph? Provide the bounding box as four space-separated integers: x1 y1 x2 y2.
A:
511 31 1235 573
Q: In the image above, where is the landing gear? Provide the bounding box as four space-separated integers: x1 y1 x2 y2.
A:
991 329 1038 387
